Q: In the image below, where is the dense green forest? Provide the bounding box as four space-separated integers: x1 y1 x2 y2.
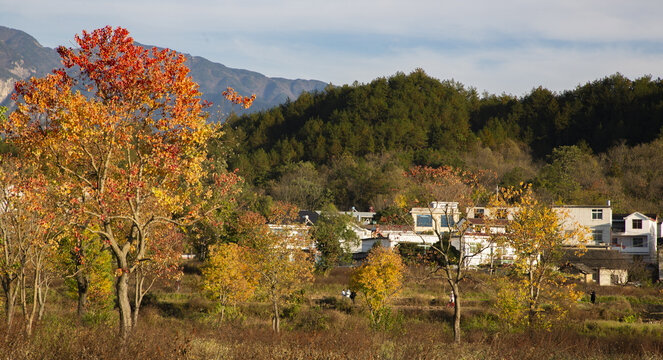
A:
221 70 663 215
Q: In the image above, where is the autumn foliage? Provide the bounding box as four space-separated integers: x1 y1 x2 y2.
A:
0 155 64 335
201 202 314 332
497 185 588 329
202 242 256 321
2 26 244 338
223 87 256 109
350 246 404 327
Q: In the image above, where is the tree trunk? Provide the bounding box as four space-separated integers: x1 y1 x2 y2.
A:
528 268 536 328
132 270 148 326
272 301 280 333
132 274 140 326
452 285 461 343
37 281 49 321
132 304 140 326
528 297 538 331
2 279 17 327
76 271 89 319
4 288 13 326
24 266 40 336
116 271 133 340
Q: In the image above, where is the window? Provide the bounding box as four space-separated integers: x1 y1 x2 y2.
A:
592 209 603 220
592 230 603 244
632 237 646 248
440 215 455 227
474 208 484 218
632 219 642 229
416 215 432 227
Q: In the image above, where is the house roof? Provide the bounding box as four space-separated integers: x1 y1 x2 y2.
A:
565 262 594 274
467 218 510 226
561 248 631 270
363 224 412 232
552 205 611 209
613 212 657 219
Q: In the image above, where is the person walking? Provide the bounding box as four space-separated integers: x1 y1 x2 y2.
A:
447 290 455 308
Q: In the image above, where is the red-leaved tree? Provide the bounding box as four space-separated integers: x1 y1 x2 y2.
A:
2 26 244 338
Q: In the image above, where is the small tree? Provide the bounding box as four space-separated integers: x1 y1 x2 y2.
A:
0 156 64 335
402 165 497 343
350 246 404 328
59 232 114 321
311 204 359 274
235 203 314 332
500 185 588 329
59 229 114 321
202 242 256 322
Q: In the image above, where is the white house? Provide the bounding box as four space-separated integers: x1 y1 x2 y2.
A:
611 212 658 263
551 205 612 246
452 233 516 268
411 201 460 234
349 224 438 254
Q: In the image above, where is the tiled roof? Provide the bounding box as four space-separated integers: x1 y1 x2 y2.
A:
561 248 631 269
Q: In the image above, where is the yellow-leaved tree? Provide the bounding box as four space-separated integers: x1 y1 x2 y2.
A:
232 202 314 333
202 242 256 322
498 185 588 329
350 246 405 328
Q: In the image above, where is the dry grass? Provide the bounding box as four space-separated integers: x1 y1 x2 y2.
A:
2 267 663 359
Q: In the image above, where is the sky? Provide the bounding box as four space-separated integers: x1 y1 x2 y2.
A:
2 0 663 96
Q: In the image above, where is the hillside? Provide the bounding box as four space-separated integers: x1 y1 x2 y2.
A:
0 26 61 107
223 70 663 214
0 26 327 114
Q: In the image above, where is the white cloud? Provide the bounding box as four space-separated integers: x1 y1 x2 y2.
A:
1 0 662 94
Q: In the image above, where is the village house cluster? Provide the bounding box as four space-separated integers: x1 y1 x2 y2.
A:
296 201 661 287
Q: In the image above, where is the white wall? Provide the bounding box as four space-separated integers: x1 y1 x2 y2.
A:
553 206 612 245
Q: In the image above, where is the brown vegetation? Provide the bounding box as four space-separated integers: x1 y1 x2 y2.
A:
2 265 663 359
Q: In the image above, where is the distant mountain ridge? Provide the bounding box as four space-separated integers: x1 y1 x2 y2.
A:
0 26 328 115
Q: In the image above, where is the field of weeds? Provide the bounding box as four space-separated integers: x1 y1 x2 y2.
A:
2 265 663 359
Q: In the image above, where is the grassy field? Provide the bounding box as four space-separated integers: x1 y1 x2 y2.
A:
2 264 663 359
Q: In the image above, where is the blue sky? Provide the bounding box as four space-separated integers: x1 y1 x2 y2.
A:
2 0 662 96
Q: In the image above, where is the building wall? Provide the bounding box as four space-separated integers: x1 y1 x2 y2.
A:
553 206 612 245
597 268 627 286
466 206 518 221
452 234 516 268
611 213 658 261
411 202 460 234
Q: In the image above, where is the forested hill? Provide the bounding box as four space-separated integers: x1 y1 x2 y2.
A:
474 74 663 158
226 70 663 172
223 70 663 214
226 70 477 167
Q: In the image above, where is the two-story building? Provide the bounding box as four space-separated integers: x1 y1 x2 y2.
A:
411 201 460 234
466 206 518 221
452 217 516 268
611 212 658 263
552 205 612 246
